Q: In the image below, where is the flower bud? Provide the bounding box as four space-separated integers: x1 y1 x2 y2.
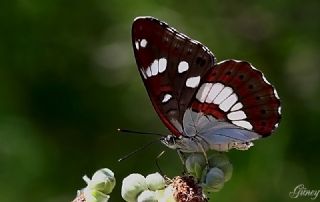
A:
137 190 157 202
146 172 166 191
121 173 147 202
218 161 233 182
208 153 229 168
87 168 116 195
185 153 206 179
203 167 225 193
208 153 233 182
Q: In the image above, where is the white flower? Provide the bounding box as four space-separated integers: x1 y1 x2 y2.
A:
137 190 157 202
121 173 147 202
185 153 206 179
146 172 166 191
87 168 116 195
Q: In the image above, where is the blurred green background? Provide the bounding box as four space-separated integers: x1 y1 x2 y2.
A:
1 0 319 201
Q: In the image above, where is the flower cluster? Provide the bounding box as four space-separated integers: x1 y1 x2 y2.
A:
121 172 170 202
120 152 233 202
73 152 232 202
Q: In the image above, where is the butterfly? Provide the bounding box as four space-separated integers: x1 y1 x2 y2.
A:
131 16 281 153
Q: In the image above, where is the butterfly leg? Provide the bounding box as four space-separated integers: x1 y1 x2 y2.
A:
176 149 188 173
199 145 210 180
192 136 210 180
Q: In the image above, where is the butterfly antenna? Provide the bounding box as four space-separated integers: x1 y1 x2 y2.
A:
118 139 159 162
117 128 165 137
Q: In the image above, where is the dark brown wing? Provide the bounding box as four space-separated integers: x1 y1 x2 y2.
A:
132 17 216 136
192 60 281 136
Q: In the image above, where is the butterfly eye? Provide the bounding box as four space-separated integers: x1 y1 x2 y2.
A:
166 135 176 145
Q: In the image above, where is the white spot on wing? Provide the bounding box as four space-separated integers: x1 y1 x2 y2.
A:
227 110 247 120
206 83 224 103
144 58 167 78
278 106 282 114
162 94 172 103
219 93 238 112
213 86 233 105
196 83 212 103
232 120 253 130
159 58 167 73
150 59 159 76
135 41 139 50
178 61 189 73
230 102 243 111
186 76 201 88
140 39 147 48
146 67 152 77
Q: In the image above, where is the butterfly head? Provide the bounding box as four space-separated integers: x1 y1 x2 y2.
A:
160 135 180 150
160 134 204 153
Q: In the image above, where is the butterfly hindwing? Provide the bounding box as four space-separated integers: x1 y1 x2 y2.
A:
192 60 281 136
